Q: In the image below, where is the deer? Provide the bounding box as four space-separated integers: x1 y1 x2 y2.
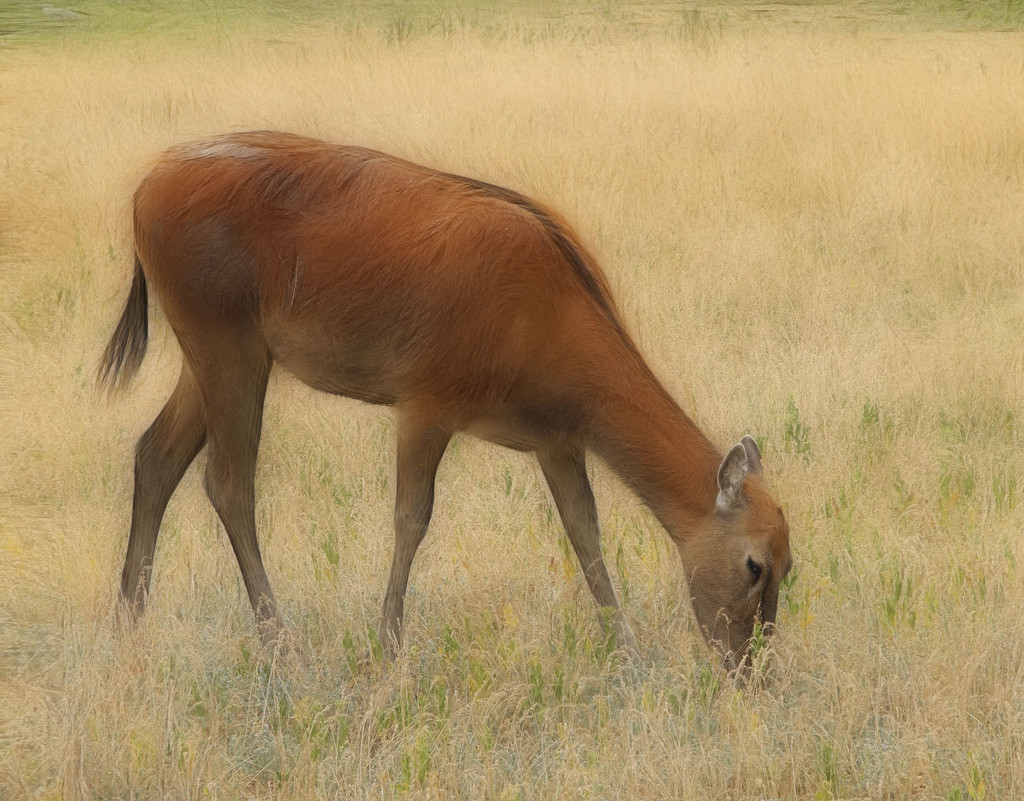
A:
99 131 791 673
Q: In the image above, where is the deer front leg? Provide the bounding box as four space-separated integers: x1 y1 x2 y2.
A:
378 412 451 661
537 444 639 657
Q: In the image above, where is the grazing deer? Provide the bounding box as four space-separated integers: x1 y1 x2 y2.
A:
100 131 791 672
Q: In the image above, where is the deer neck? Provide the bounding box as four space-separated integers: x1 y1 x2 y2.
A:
585 343 722 542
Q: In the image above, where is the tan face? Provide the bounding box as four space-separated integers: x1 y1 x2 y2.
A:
680 437 792 673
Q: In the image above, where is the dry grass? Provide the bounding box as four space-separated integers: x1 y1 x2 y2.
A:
2 4 1024 798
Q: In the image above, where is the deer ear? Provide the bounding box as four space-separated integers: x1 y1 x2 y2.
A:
717 442 750 512
741 435 762 474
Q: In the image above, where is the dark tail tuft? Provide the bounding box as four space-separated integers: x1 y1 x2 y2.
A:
97 254 149 393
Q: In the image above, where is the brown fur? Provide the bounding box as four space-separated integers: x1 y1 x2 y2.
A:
100 131 791 668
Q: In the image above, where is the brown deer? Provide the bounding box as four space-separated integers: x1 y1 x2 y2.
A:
100 131 791 672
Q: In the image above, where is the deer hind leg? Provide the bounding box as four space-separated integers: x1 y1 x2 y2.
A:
194 336 282 647
378 411 451 661
119 364 206 627
537 444 639 657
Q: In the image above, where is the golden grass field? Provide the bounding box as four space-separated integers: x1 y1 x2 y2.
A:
2 2 1024 798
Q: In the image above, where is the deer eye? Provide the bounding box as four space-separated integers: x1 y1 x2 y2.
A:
746 556 763 583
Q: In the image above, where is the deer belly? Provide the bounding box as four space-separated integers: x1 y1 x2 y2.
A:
265 327 403 405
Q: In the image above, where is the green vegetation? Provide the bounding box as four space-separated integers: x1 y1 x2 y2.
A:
3 0 1024 46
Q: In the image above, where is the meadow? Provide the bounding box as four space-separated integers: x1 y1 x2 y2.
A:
2 1 1024 797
